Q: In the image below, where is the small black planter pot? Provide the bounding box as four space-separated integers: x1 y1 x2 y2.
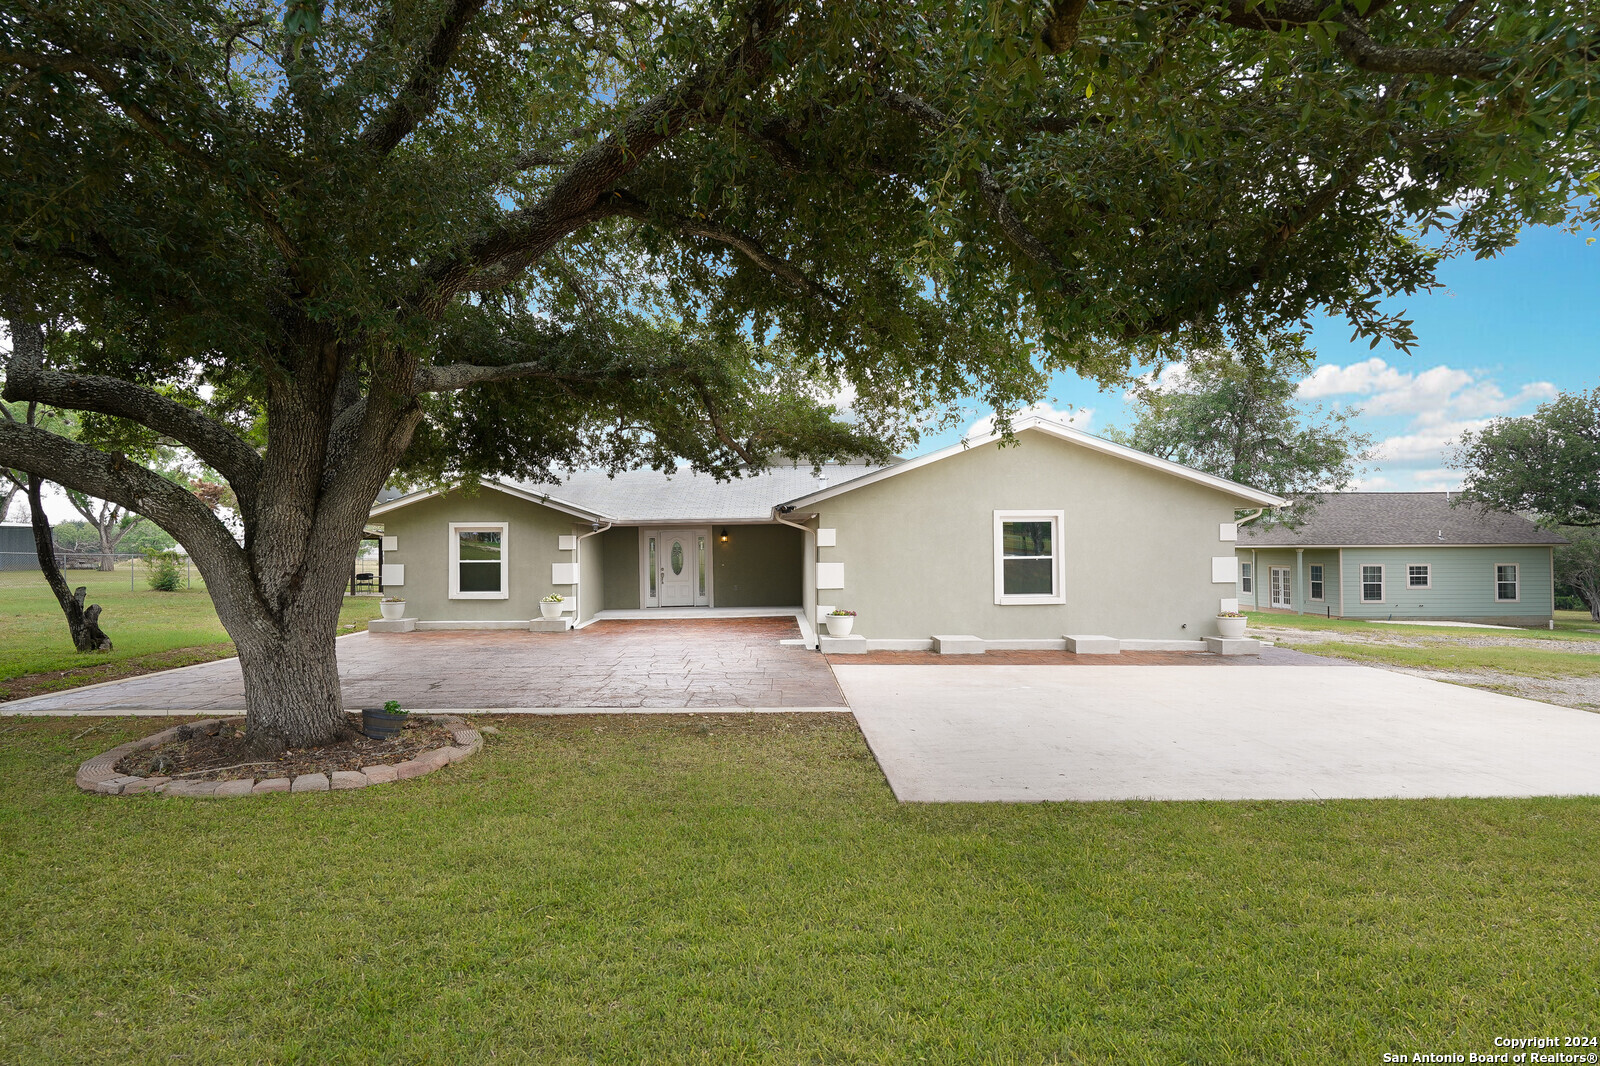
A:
362 708 408 741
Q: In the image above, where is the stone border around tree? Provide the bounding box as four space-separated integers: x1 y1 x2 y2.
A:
75 715 484 797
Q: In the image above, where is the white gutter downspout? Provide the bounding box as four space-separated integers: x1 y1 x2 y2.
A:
572 520 612 628
774 507 821 650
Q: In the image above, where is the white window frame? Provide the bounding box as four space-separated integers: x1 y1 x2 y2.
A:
993 510 1065 605
1360 563 1385 603
1240 562 1253 594
1308 563 1324 602
1494 562 1520 603
449 522 509 600
1406 563 1432 590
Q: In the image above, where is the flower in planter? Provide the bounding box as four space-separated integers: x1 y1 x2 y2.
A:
541 594 565 603
829 609 857 616
382 596 405 603
383 699 406 715
1216 611 1244 618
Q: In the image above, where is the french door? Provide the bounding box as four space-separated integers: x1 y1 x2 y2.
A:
1269 567 1292 610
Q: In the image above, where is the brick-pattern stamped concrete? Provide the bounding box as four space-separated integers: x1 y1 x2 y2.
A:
75 715 484 797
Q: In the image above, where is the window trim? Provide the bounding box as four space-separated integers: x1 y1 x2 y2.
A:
1240 561 1253 594
1494 561 1520 603
448 522 509 600
993 510 1065 605
1360 563 1385 604
1406 562 1432 590
1308 563 1324 602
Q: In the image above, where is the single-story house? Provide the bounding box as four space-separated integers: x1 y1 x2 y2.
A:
1235 492 1567 627
369 415 1285 651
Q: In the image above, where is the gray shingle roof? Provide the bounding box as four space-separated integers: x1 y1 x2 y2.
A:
1239 492 1568 547
507 461 891 523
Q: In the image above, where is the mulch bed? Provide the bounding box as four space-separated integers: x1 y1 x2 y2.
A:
115 713 454 783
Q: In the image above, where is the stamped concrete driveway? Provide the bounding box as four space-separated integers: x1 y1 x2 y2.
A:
1 618 846 713
837 663 1600 802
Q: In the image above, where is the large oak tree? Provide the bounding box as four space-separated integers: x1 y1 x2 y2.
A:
2 0 1595 748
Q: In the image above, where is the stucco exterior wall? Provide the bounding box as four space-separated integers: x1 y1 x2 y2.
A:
600 526 641 610
711 524 803 607
576 527 606 623
1235 544 1555 624
804 430 1249 640
376 488 582 622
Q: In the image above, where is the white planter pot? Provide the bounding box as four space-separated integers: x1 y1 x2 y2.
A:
825 615 855 637
1216 615 1247 639
379 601 406 621
539 599 564 620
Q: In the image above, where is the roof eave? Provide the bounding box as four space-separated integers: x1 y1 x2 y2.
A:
777 416 1287 511
369 480 612 524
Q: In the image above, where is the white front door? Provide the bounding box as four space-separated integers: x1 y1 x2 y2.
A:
657 530 698 607
1270 567 1292 609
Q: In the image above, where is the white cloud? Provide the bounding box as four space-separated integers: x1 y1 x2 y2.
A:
966 401 1093 440
1412 468 1466 490
1296 357 1555 424
1348 474 1397 490
1371 418 1493 465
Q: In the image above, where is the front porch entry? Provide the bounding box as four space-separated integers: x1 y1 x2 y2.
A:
641 528 711 608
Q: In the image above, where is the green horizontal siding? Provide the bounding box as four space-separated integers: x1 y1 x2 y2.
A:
1339 546 1552 621
1234 545 1554 622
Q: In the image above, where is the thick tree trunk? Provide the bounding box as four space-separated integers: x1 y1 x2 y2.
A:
26 477 113 652
234 623 355 753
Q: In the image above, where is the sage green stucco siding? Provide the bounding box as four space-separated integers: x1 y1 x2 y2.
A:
376 488 581 622
712 524 803 607
807 430 1248 640
600 526 641 610
1236 545 1555 624
576 527 605 623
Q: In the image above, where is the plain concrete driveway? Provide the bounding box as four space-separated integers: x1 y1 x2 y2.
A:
836 664 1600 802
1 619 846 713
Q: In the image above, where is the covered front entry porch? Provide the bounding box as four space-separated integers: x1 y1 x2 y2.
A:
594 522 804 615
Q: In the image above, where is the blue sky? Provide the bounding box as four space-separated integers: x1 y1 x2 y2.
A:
930 224 1600 491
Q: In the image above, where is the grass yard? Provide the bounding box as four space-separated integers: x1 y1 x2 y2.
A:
1288 640 1600 678
2 713 1598 1064
0 570 378 702
1246 609 1600 643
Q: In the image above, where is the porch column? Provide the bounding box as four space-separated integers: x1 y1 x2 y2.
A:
1295 548 1305 616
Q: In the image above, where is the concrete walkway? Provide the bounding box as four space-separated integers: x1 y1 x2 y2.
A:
837 664 1600 802
0 619 847 714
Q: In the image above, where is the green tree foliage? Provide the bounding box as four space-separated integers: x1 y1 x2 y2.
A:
1452 388 1600 527
1 0 1594 746
1554 527 1600 621
1104 335 1374 517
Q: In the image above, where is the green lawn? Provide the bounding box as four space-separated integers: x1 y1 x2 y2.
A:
1245 609 1600 643
1290 641 1600 678
0 570 378 701
1 714 1597 1064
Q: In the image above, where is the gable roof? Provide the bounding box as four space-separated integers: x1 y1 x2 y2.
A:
1238 492 1569 547
776 415 1287 511
369 460 890 524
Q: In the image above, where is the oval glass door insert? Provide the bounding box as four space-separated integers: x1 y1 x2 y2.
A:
670 541 684 575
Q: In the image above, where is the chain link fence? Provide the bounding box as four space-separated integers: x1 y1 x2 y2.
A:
0 551 195 588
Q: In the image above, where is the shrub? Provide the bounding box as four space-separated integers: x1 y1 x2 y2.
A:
144 549 183 592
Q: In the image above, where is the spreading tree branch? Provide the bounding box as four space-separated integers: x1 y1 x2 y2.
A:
358 0 489 158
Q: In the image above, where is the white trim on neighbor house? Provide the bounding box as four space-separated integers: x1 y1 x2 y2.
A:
1360 563 1385 603
1239 561 1253 594
1406 562 1433 590
1494 561 1521 603
993 510 1066 606
1269 566 1292 609
448 522 509 600
777 416 1288 513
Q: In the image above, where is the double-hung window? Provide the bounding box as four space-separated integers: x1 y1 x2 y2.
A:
1308 564 1324 601
1495 563 1519 602
1408 564 1431 589
1240 562 1253 594
1360 564 1384 603
993 511 1065 605
449 523 508 599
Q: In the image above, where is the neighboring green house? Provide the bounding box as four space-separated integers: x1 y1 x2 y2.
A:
368 416 1284 651
1235 493 1567 627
